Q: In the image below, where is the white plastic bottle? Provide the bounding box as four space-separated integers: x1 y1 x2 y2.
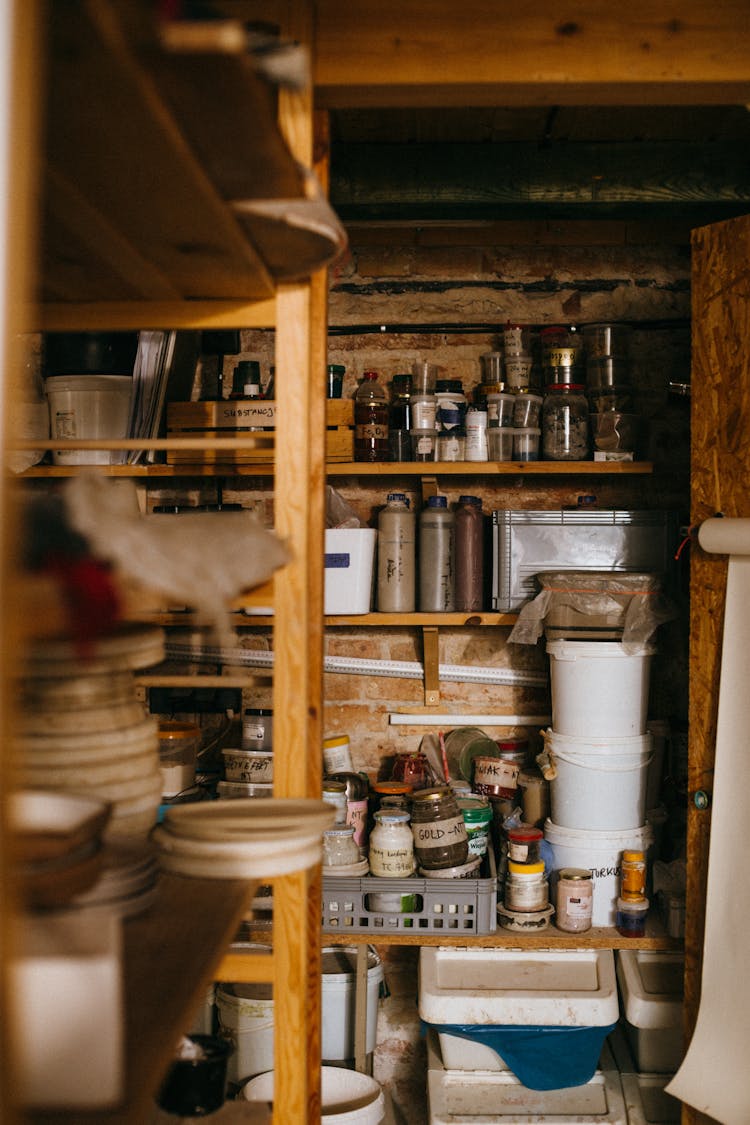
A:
419 495 455 611
377 492 416 612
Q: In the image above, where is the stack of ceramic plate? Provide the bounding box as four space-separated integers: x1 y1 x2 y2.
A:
15 625 165 841
153 799 337 879
11 789 111 909
66 841 159 918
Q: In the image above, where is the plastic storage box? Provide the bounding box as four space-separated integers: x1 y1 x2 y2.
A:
419 947 619 1089
616 950 684 1073
491 510 677 612
322 850 497 935
324 528 377 614
618 1073 682 1124
426 1029 628 1124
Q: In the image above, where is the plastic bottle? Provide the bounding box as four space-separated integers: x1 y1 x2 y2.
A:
454 494 484 611
419 495 455 611
354 370 390 462
377 492 416 612
229 360 262 399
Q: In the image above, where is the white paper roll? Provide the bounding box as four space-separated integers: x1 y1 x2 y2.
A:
666 526 750 1124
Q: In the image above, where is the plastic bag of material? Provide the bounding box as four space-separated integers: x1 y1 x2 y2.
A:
63 475 290 643
509 570 678 654
326 484 361 528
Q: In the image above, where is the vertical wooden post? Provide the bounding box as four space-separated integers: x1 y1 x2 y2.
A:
272 3 326 1121
1 2 43 1121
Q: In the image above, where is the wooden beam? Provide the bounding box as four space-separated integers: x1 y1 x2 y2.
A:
314 0 750 107
331 141 750 220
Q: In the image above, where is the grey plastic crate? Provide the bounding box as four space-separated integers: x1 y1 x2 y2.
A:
491 508 678 612
322 850 497 935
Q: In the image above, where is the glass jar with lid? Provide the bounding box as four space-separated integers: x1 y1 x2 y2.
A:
410 787 469 870
542 383 589 461
322 825 361 867
369 810 415 877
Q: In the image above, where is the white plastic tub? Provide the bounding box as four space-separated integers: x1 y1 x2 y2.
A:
242 1065 385 1124
426 1030 627 1124
321 946 384 1062
324 529 377 614
216 976 274 1084
616 950 684 1073
544 819 654 926
546 640 655 736
45 374 132 465
546 729 652 830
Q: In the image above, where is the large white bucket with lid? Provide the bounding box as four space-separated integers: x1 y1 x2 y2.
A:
546 640 655 736
242 1065 385 1124
546 729 653 830
544 818 654 926
216 977 274 1085
45 374 132 465
217 945 384 1085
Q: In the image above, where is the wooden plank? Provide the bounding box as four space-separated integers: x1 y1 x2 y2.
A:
26 874 257 1125
332 141 750 219
325 461 654 475
37 299 278 332
42 2 275 301
686 211 750 1125
314 0 750 107
345 219 694 247
321 925 680 950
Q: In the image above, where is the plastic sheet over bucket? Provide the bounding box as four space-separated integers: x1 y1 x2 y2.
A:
546 730 652 830
546 640 655 736
544 819 654 927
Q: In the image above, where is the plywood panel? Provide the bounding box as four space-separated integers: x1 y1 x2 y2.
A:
687 210 750 1125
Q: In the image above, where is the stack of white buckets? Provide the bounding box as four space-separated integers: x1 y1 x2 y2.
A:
543 639 655 927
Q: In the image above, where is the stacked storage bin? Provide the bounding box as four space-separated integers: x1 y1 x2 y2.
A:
610 950 684 1124
542 639 655 926
419 946 626 1122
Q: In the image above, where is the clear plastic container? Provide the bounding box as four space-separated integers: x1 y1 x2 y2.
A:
480 352 504 384
411 430 438 461
504 353 534 391
512 392 543 429
436 431 465 461
513 426 541 461
485 392 515 428
542 384 589 461
582 322 632 361
158 721 200 798
323 825 361 867
487 427 513 461
411 361 438 395
502 323 531 356
586 355 631 388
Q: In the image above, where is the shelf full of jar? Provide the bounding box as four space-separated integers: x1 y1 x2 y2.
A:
18 459 653 478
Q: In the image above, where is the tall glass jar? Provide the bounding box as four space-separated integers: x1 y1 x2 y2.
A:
542 383 589 461
410 787 469 870
369 810 415 877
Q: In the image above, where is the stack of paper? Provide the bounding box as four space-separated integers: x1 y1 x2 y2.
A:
126 331 177 464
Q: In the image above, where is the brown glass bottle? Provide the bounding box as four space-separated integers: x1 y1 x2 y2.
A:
354 370 390 462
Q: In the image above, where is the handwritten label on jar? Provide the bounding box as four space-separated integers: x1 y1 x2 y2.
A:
356 423 388 441
369 844 414 876
473 757 519 793
412 814 466 849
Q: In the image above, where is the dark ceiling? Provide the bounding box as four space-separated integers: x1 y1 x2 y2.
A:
328 104 750 222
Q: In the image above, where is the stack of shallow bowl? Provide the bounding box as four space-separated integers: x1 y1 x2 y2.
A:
15 625 165 842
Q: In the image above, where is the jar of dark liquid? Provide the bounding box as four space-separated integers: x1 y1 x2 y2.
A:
354 370 390 462
410 787 469 870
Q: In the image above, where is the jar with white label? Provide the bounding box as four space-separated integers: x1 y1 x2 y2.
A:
369 810 415 877
504 860 549 912
464 408 488 461
410 787 469 870
323 733 354 774
242 708 273 750
555 868 593 932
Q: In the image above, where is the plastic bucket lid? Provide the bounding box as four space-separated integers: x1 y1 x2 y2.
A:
242 1065 385 1123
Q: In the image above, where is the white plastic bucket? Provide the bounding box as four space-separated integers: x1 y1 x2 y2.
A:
44 374 132 465
547 729 653 830
321 946 383 1062
546 640 655 736
242 1065 385 1124
544 818 654 926
217 946 383 1085
216 979 274 1084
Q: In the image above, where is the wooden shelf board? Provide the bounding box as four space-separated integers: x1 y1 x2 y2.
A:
321 923 680 951
27 872 258 1125
37 298 277 332
18 460 653 479
326 461 654 475
324 611 519 626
